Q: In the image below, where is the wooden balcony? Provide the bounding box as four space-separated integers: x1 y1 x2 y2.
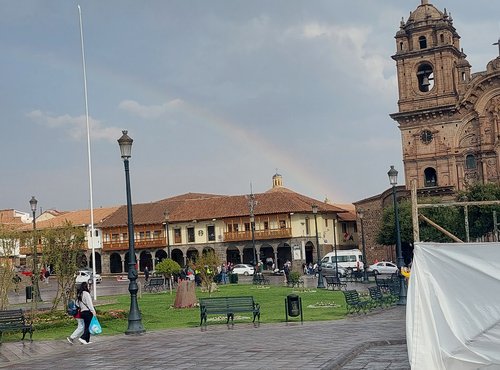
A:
224 228 292 242
19 245 43 255
103 237 165 251
19 244 85 255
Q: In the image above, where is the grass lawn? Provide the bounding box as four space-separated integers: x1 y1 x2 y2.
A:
3 284 348 342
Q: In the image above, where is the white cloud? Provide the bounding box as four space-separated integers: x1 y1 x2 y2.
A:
26 110 122 142
118 99 184 119
296 21 397 97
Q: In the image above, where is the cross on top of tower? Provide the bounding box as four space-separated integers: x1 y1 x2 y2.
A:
494 38 500 57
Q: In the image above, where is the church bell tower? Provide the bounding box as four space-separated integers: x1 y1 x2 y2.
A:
389 1 500 194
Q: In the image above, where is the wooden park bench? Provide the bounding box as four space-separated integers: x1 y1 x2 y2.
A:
368 286 393 308
143 277 165 293
199 296 260 327
0 309 34 343
252 274 270 285
324 275 347 291
342 290 373 315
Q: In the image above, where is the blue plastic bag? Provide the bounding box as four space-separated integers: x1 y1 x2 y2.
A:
89 316 102 335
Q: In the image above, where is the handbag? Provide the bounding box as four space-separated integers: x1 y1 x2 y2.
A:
89 316 102 335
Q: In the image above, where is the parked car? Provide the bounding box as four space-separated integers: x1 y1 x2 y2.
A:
231 264 255 276
321 263 346 278
367 262 398 275
75 270 102 285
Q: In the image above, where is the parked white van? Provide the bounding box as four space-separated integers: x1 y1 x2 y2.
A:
321 249 364 271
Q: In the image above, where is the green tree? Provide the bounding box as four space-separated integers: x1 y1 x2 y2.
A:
0 227 20 310
376 199 414 246
155 258 182 294
377 198 464 246
458 183 500 239
189 250 220 296
42 222 85 311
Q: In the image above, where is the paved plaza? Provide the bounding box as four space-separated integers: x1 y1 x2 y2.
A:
2 275 409 369
0 305 408 369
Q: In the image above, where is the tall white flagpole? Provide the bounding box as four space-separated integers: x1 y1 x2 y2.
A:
78 5 97 300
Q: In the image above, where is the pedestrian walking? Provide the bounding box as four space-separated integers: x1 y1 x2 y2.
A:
76 282 96 344
67 307 84 345
144 266 150 282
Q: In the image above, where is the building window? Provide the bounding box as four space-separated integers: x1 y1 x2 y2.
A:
279 220 286 229
305 218 310 235
418 35 427 49
465 154 476 169
146 231 151 239
153 230 161 239
424 167 438 187
324 219 328 227
112 233 119 241
263 221 269 230
440 34 444 43
207 225 215 241
187 227 195 243
122 233 127 241
174 228 182 244
104 233 110 242
227 224 233 233
244 222 250 231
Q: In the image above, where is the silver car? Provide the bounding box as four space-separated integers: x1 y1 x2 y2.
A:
320 263 346 278
367 262 398 275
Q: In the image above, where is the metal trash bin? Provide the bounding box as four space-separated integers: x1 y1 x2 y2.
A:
25 286 33 302
229 273 238 284
285 294 303 323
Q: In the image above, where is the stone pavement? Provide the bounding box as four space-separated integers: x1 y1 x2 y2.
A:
0 305 409 369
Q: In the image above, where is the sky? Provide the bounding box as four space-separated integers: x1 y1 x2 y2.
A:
2 0 500 214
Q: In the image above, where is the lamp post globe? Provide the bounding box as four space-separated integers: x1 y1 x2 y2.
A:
312 205 325 289
387 165 407 305
118 130 145 334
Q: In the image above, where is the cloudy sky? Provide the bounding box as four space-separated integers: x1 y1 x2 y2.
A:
2 0 499 214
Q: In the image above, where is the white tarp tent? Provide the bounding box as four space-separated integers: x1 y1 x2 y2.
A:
407 242 500 369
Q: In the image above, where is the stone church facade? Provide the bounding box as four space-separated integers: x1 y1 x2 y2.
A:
356 1 500 264
390 0 500 194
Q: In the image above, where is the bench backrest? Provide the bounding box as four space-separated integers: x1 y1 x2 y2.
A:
149 277 164 285
342 290 361 304
324 276 341 283
368 286 383 300
200 296 256 311
0 309 26 326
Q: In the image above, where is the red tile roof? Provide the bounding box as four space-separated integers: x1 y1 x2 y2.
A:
18 207 120 231
98 187 346 228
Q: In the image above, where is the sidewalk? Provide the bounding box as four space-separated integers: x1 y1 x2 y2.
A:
0 305 409 369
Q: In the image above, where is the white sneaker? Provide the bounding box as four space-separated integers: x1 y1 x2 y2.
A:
67 337 74 344
78 338 86 344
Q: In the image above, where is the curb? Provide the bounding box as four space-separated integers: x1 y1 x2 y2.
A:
324 339 407 370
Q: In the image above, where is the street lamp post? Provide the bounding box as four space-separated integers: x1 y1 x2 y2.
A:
248 191 258 266
163 211 171 259
312 205 325 289
118 130 145 335
388 165 407 305
29 196 42 302
357 208 369 282
332 216 339 278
